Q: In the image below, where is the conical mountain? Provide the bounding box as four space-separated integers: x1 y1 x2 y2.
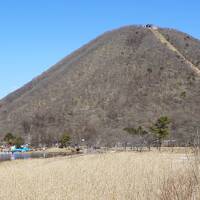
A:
0 25 200 146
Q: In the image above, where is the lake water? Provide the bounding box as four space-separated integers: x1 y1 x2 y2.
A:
0 152 80 161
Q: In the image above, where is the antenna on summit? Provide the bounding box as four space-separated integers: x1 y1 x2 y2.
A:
144 24 158 29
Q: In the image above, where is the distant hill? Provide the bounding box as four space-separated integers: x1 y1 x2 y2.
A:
0 25 200 146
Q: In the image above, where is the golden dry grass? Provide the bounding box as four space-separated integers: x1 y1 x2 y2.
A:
0 151 198 200
42 147 73 153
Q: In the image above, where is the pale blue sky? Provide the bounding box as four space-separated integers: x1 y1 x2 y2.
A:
0 0 200 98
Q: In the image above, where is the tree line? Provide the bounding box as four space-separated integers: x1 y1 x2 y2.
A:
124 116 171 151
2 131 71 149
2 116 171 150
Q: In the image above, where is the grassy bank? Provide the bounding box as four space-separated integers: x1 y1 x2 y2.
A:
0 151 199 200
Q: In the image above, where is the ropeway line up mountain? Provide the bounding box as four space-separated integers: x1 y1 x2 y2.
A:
150 28 200 76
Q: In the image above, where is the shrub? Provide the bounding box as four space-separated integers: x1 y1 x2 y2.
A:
14 136 24 148
150 116 171 150
4 133 15 145
59 133 71 148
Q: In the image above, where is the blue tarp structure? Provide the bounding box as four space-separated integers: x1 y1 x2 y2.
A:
11 146 31 153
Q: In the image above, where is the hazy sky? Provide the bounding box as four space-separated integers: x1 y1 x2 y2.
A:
0 0 199 98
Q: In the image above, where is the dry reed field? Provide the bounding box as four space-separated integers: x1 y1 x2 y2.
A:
0 151 199 200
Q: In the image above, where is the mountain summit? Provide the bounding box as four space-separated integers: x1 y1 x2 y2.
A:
0 25 200 145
